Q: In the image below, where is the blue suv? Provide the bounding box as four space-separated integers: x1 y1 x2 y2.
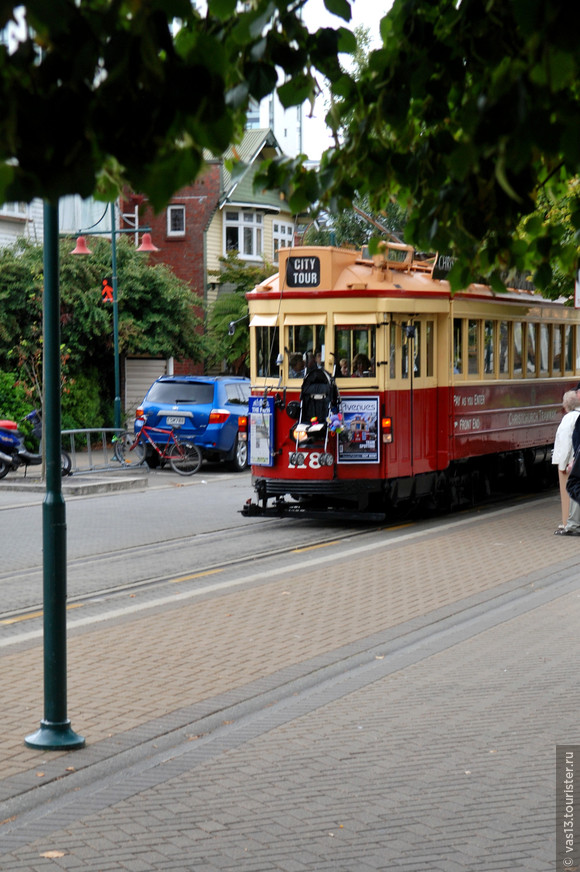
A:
135 375 250 471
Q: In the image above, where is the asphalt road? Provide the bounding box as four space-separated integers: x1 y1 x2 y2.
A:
0 466 378 616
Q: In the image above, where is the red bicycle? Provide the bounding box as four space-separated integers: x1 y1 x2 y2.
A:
114 421 202 475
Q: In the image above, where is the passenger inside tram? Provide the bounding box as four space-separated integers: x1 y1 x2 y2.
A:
352 353 372 377
289 353 305 378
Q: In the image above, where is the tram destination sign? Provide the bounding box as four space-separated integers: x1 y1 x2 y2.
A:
286 256 320 288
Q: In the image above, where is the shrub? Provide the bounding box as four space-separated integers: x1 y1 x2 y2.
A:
0 371 32 424
61 369 106 433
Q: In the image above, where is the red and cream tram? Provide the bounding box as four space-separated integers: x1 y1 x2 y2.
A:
242 243 579 519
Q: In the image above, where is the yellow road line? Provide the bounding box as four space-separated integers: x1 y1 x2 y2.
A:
292 541 339 554
386 523 414 531
1 602 83 625
170 568 224 584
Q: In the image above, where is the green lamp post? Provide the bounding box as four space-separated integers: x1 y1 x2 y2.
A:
25 202 85 751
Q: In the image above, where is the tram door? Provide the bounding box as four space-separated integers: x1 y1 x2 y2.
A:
388 318 439 477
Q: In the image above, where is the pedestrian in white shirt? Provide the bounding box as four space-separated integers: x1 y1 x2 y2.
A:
553 390 580 534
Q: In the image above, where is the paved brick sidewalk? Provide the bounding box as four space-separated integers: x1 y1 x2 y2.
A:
0 495 577 869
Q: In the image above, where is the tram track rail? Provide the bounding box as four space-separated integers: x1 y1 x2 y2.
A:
0 489 555 634
0 517 392 627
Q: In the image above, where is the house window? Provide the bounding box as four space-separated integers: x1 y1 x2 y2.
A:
224 210 263 259
167 205 185 236
273 221 294 262
0 202 27 219
167 205 185 235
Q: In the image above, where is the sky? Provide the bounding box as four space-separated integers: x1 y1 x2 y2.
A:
300 0 392 159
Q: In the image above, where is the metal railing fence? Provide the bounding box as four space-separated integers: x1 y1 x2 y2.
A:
61 427 142 476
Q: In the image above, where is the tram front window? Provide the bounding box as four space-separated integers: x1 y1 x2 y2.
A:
255 325 280 377
335 325 376 378
287 324 326 375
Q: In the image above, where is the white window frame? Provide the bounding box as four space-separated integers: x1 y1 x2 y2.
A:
224 209 263 260
273 220 294 262
0 202 27 220
167 204 185 236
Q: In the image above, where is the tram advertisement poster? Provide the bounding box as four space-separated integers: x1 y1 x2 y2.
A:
338 397 380 464
249 395 275 466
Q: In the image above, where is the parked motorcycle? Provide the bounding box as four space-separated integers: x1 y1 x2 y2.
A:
0 410 72 479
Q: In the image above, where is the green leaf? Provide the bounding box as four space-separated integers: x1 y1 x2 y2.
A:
278 76 315 109
523 214 544 237
494 156 522 203
534 262 553 290
288 187 311 214
447 261 472 293
247 62 278 101
489 273 507 294
323 0 352 22
335 26 357 53
208 0 237 20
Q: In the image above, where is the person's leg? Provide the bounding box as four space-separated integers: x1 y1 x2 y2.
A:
556 497 580 535
559 469 570 526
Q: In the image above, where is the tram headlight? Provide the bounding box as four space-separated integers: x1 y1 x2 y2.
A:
292 424 310 445
295 452 305 466
320 452 334 466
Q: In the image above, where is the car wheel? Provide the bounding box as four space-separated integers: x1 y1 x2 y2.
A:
228 435 248 472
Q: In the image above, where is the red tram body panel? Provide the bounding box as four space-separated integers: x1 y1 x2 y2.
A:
242 245 576 519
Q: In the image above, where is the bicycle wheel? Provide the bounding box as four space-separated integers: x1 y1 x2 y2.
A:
114 431 146 467
168 440 202 475
61 450 72 476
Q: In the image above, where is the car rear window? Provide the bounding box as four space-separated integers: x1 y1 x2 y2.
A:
225 383 251 404
146 382 214 404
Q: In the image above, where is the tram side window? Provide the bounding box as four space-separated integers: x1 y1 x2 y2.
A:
288 325 326 372
453 318 463 374
335 325 376 377
565 325 574 372
413 322 421 377
513 323 524 377
527 323 537 376
499 321 509 374
389 323 396 379
553 325 563 375
468 320 479 376
425 320 434 377
255 325 280 378
400 321 424 378
539 324 549 375
484 321 495 377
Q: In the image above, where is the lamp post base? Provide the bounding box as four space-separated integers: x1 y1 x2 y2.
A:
25 719 85 751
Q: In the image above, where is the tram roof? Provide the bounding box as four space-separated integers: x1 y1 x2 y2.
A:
249 245 556 307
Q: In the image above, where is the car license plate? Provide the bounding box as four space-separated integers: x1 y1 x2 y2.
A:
166 416 185 427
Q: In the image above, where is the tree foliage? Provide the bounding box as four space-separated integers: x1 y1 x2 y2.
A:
0 0 354 210
257 0 580 291
206 251 275 374
4 1 580 290
304 196 407 248
0 238 205 420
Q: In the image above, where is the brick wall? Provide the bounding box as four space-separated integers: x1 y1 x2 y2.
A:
123 164 221 374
